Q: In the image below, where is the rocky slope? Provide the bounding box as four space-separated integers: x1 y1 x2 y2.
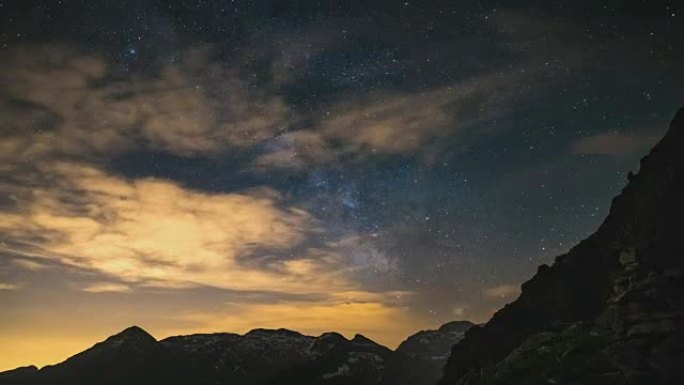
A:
438 108 684 385
381 321 475 385
397 321 475 362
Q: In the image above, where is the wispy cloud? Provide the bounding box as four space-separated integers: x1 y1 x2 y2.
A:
81 283 132 294
0 283 20 291
483 284 520 299
11 258 48 271
571 132 660 156
252 72 537 169
0 45 291 164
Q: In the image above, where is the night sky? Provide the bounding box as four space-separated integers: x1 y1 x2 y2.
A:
0 0 682 371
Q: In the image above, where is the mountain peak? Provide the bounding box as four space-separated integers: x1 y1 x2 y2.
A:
103 325 156 347
117 325 153 337
351 333 375 344
245 328 305 338
438 320 475 333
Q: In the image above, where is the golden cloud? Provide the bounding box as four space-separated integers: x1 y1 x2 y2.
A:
81 283 132 293
10 258 47 271
0 162 363 294
0 283 20 291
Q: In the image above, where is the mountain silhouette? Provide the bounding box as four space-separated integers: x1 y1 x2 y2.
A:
0 326 398 385
438 107 684 384
5 325 192 385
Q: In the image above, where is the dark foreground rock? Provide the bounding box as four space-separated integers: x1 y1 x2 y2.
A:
438 108 684 385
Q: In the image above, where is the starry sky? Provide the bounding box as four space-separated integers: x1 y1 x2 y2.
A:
0 0 682 371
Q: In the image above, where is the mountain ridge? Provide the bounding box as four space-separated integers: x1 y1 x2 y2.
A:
0 323 455 385
438 107 684 384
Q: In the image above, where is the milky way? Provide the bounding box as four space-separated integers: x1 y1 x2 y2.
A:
0 0 682 370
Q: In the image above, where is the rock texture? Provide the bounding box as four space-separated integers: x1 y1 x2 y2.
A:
438 107 684 385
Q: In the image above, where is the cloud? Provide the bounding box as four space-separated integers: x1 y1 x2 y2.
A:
571 132 660 156
1 34 576 176
483 284 520 299
319 89 458 154
81 283 132 293
6 43 508 174
253 72 530 169
0 162 363 294
0 283 19 291
11 258 48 271
251 130 332 170
0 45 291 164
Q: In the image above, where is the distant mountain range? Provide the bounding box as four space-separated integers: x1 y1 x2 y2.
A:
382 321 474 385
0 321 471 385
2 108 683 385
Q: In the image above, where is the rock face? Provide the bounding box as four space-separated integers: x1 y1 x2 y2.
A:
0 327 393 385
381 321 475 385
397 321 475 362
439 107 684 385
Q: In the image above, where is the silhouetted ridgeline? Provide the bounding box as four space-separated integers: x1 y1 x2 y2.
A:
0 321 466 385
438 107 684 385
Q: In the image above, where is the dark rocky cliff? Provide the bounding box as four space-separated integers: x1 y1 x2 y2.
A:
438 107 684 385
